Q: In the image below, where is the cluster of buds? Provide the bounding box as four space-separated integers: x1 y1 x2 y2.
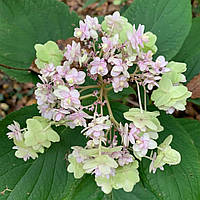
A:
7 12 191 194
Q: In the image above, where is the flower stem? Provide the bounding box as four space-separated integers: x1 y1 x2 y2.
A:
104 90 119 127
143 85 147 111
105 86 113 92
100 86 104 116
99 138 102 156
78 85 99 93
136 80 143 113
80 93 94 100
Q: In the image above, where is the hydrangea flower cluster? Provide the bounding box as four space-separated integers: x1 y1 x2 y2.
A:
7 117 60 161
7 12 191 194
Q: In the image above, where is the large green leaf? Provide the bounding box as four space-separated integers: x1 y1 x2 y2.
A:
174 17 200 82
178 118 200 154
68 113 200 200
64 178 157 200
0 105 85 200
0 0 79 83
139 114 200 200
123 0 192 60
1 105 200 199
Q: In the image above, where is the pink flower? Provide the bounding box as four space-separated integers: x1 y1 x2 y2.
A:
143 72 161 90
110 58 129 77
35 83 56 105
152 56 169 74
137 51 153 71
41 63 55 77
102 37 114 52
149 152 164 173
119 123 141 147
64 41 81 64
38 104 54 120
52 73 65 86
166 107 175 114
84 16 100 39
105 11 127 32
53 85 81 109
65 68 86 86
112 75 129 93
118 151 133 166
133 133 157 157
53 109 69 121
90 57 108 76
127 24 148 53
74 20 90 41
67 111 92 128
129 123 141 140
85 15 101 30
56 61 70 77
7 121 23 141
119 123 129 147
82 116 110 142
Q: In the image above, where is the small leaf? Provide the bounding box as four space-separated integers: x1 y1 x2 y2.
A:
188 98 200 106
83 0 98 9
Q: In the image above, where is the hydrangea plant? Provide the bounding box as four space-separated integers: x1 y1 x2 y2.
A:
5 11 192 195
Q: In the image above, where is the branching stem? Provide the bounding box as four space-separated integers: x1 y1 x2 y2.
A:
80 93 94 100
104 90 119 127
0 63 37 73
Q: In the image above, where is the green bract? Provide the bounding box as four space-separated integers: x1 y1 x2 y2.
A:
14 139 38 160
163 61 187 84
153 135 181 169
34 41 63 69
81 146 122 157
24 116 60 153
124 108 163 132
67 154 85 179
101 16 132 43
151 76 191 112
142 32 158 54
95 161 140 194
83 155 118 176
67 146 123 179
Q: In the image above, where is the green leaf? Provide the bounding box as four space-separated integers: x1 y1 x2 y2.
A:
188 98 200 106
2 106 200 199
123 0 192 60
139 114 200 200
174 17 200 82
83 0 98 9
0 0 79 83
0 105 85 200
108 87 136 101
64 178 157 200
98 0 106 6
64 113 200 199
177 118 200 155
